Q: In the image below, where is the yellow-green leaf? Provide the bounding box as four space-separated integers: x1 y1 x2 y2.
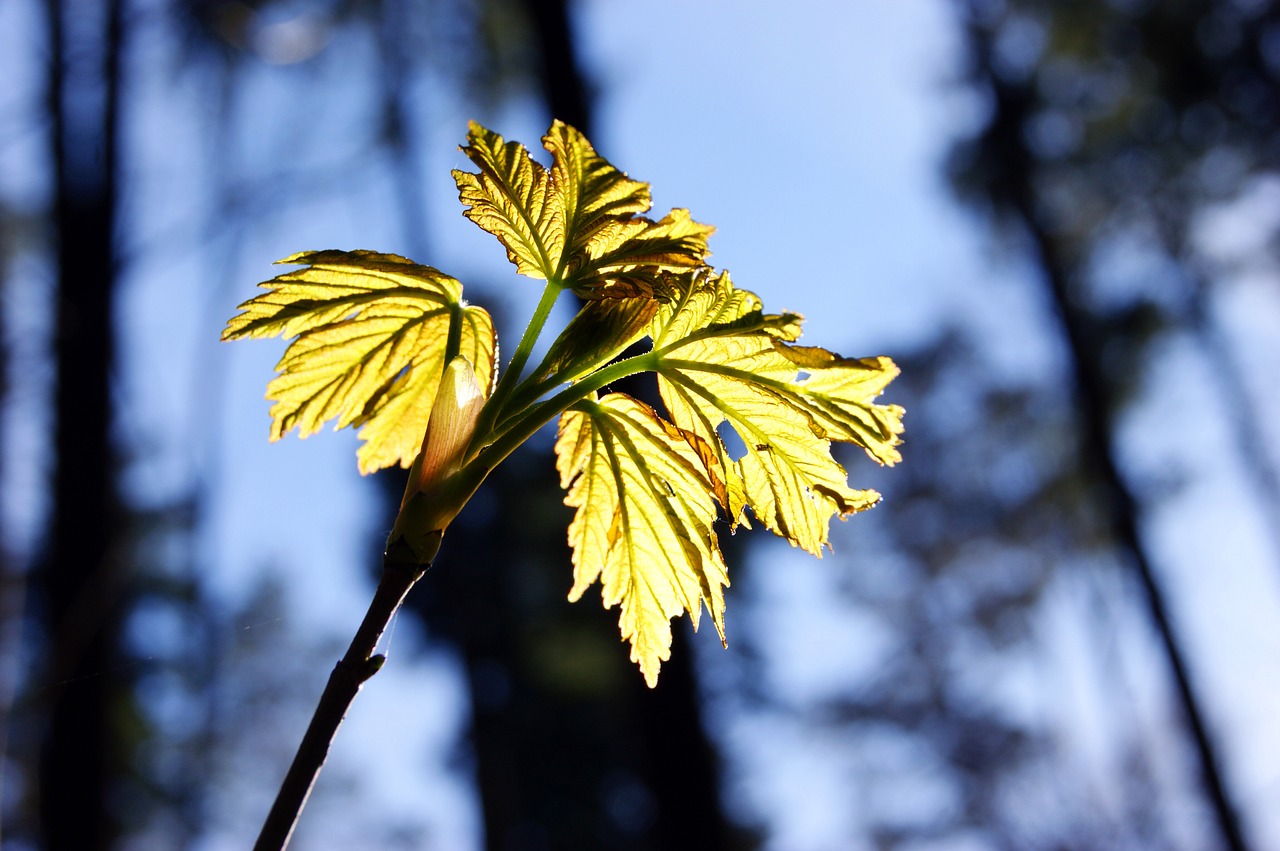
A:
454 121 713 297
777 346 906 466
222 250 496 474
650 271 903 554
544 119 652 258
452 123 558 280
576 207 717 300
555 393 729 687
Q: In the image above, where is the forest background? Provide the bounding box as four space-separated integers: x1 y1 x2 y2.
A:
2 0 1279 848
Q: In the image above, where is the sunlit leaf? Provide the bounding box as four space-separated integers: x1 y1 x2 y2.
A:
454 121 713 297
225 123 905 689
577 207 717 300
650 270 903 554
452 123 557 280
555 393 729 687
222 250 496 474
776 345 905 466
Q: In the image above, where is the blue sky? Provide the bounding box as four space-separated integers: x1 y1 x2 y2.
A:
214 1 1280 846
4 0 1280 847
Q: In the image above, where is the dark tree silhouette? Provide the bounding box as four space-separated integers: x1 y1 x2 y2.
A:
11 0 739 845
823 332 1175 848
36 0 129 847
946 1 1280 847
397 2 739 847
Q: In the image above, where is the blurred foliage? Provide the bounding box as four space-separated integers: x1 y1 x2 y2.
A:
707 1 1279 847
181 0 541 103
1 0 590 847
6 0 1277 847
764 0 1280 846
951 0 1280 430
833 334 1166 848
952 0 1279 233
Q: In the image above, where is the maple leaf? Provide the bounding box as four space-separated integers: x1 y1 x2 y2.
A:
225 123 904 691
453 121 715 298
648 270 904 554
221 249 496 474
555 393 729 687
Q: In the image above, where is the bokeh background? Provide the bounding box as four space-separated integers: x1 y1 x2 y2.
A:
3 0 1280 848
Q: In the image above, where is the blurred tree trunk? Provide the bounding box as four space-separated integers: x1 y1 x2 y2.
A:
515 0 592 133
1016 197 1250 851
395 1 738 847
417 452 739 850
954 6 1251 849
36 0 128 846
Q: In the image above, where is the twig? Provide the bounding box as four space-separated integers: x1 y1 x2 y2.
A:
253 555 426 851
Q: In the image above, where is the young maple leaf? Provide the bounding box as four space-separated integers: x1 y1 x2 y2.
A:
550 271 903 681
555 394 729 687
221 250 496 474
224 122 904 688
648 269 904 553
453 121 715 299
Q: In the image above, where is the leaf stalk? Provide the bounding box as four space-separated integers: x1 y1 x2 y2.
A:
481 280 563 429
